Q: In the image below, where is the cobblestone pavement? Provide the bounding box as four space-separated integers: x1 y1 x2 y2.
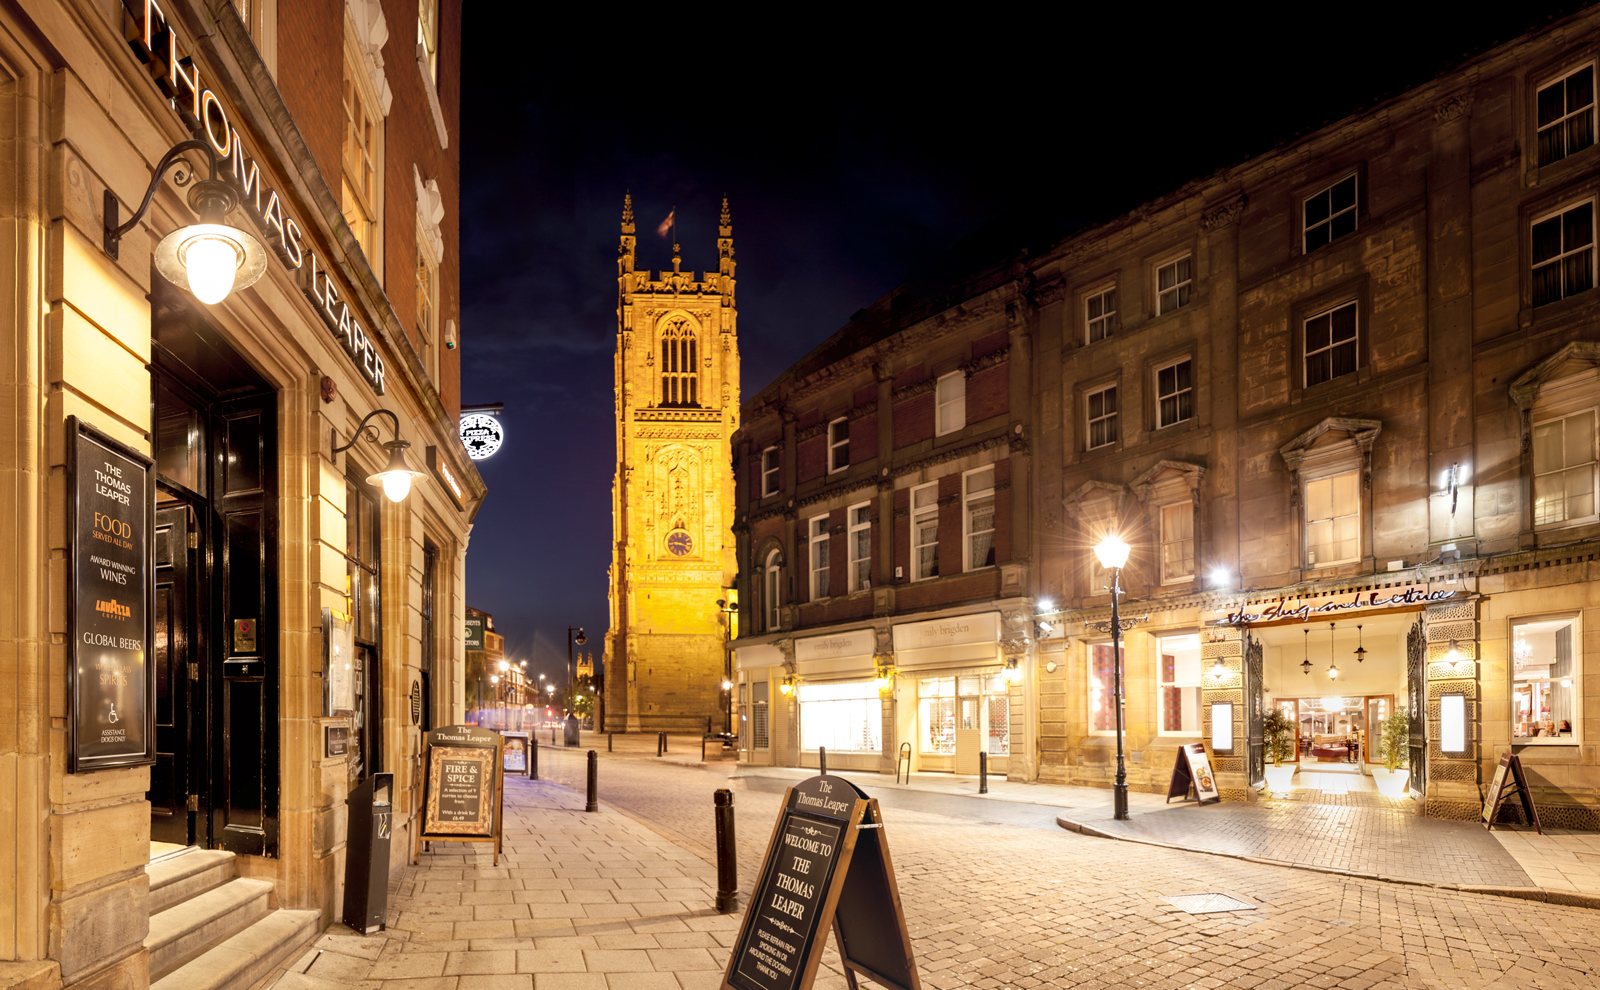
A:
524 746 1600 989
262 744 1600 990
1068 797 1536 888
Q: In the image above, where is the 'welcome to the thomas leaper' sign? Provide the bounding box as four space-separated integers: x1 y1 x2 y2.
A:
121 0 387 395
1217 585 1456 625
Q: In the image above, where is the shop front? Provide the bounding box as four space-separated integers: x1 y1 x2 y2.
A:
733 606 1031 779
0 0 482 984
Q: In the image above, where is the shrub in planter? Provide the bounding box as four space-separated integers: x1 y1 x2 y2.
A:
1378 711 1410 771
1262 707 1296 766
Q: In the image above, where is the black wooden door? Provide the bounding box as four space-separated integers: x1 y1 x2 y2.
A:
209 393 279 856
150 503 195 845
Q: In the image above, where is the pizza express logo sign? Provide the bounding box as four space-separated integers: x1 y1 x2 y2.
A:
122 0 386 395
459 414 503 461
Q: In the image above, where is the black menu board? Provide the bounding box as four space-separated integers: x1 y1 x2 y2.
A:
723 776 921 990
66 417 155 772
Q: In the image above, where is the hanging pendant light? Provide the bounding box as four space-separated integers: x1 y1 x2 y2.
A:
1353 624 1366 663
1327 622 1340 680
1301 628 1313 675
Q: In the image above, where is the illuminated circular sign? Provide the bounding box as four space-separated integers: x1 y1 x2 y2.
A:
460 413 503 460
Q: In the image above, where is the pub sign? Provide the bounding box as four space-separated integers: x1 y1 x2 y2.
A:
67 417 156 772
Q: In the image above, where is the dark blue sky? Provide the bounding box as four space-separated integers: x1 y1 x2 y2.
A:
458 8 1566 686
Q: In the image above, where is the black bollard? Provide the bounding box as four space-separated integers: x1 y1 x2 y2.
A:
585 750 599 813
657 731 664 757
608 732 613 753
530 740 539 780
550 725 556 746
662 731 668 754
819 747 827 776
714 789 738 913
701 736 707 762
979 751 988 794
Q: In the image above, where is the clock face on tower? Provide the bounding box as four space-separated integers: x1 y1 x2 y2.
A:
666 530 694 556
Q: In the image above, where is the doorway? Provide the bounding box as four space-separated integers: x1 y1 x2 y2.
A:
147 282 279 855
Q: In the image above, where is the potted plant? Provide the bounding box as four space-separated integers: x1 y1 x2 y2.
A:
1372 710 1412 797
1262 707 1297 791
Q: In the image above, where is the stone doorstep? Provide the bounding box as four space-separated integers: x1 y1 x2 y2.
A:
0 961 60 990
149 849 238 915
1055 814 1600 911
145 877 274 979
149 910 321 990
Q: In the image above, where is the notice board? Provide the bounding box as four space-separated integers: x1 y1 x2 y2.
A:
722 775 920 990
66 417 156 773
414 724 505 864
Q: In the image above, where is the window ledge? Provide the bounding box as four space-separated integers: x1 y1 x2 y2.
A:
1512 739 1578 747
415 42 449 149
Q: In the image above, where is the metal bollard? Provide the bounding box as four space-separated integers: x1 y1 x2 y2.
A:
819 747 827 776
585 750 599 813
662 731 668 754
550 725 556 746
714 789 738 913
701 736 707 761
530 740 539 780
979 751 988 794
608 732 613 753
657 731 664 757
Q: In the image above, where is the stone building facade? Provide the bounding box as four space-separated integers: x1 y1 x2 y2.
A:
0 0 480 986
603 199 739 733
730 8 1600 828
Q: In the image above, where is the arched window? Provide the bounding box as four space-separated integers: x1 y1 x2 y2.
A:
660 317 699 407
763 548 783 632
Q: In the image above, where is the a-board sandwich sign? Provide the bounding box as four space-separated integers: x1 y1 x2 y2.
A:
1482 753 1542 833
67 417 157 773
722 775 921 990
422 725 500 836
502 732 529 773
1165 743 1221 805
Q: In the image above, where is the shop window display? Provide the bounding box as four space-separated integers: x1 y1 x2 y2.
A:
1512 616 1579 742
1158 634 1201 734
798 681 882 753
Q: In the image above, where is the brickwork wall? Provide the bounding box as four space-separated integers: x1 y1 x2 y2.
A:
852 412 878 463
967 363 1008 423
797 436 825 483
893 392 933 449
275 0 343 188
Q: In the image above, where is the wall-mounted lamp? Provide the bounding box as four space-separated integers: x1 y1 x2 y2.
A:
779 675 795 697
332 408 425 502
1209 566 1231 588
1446 639 1462 663
1003 658 1023 686
104 138 267 305
1211 656 1227 681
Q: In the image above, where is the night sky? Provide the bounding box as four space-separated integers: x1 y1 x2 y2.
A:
458 8 1569 686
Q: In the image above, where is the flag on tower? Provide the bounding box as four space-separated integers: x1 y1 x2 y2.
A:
657 208 675 238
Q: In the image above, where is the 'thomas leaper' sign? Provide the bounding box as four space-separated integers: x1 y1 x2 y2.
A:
120 0 387 395
1216 586 1456 626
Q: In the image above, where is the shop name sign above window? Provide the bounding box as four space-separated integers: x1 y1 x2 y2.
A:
121 0 386 395
1218 586 1456 625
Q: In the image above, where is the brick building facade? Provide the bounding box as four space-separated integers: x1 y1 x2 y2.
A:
731 8 1600 829
0 0 480 986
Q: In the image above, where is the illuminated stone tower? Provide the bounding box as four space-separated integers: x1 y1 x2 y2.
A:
604 196 739 732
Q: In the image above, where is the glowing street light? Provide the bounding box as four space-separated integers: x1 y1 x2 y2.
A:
1094 534 1132 821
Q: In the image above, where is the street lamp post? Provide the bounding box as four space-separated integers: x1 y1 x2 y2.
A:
567 626 587 715
716 599 737 735
1095 535 1133 821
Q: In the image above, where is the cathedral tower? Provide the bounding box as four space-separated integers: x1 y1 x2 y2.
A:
604 197 739 732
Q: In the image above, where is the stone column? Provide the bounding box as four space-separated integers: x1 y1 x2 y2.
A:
1424 597 1481 819
1200 628 1253 801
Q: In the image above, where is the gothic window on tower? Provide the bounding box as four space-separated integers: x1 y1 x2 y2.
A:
660 319 699 407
